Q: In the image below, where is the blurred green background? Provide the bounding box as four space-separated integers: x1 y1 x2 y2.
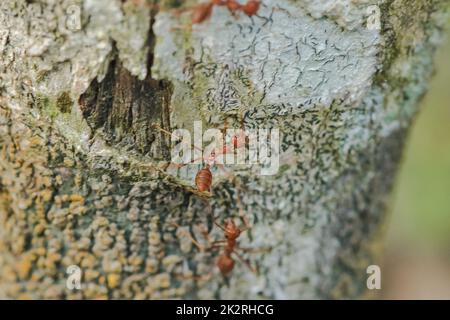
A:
382 30 450 299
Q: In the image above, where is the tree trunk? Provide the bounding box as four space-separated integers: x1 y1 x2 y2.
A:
0 0 448 299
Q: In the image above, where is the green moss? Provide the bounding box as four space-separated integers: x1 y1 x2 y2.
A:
277 164 291 176
35 92 72 119
35 94 58 119
56 92 73 114
159 0 185 9
374 0 443 86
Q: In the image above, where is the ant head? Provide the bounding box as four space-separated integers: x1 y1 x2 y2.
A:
223 219 240 238
212 0 227 5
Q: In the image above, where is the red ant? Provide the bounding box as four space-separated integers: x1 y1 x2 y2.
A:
192 2 214 24
123 0 261 24
151 124 221 193
171 215 256 277
171 183 265 276
214 216 255 275
152 117 248 193
192 0 261 24
241 0 260 16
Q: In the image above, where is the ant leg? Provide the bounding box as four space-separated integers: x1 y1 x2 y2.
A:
239 110 246 129
193 219 226 251
235 246 272 254
205 204 226 232
152 123 204 154
197 198 216 234
232 250 258 275
214 221 227 233
209 242 227 252
223 117 230 134
210 239 227 246
228 112 248 151
164 159 199 174
196 222 215 245
170 221 205 252
215 117 232 160
191 157 206 165
152 123 176 139
239 214 251 233
165 154 208 174
165 162 187 171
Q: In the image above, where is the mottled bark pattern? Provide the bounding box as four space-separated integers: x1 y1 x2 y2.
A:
0 0 448 299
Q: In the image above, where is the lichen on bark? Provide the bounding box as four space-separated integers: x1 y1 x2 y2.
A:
0 0 448 299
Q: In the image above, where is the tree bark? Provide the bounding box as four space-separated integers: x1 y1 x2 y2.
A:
0 0 448 299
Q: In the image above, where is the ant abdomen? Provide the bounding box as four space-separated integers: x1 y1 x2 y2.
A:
195 165 213 192
217 254 235 275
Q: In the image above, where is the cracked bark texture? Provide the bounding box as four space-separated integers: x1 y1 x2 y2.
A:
0 0 448 299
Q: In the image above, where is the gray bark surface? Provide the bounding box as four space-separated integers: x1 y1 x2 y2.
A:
0 0 448 299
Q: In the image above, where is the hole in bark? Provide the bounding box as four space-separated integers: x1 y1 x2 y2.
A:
78 6 172 160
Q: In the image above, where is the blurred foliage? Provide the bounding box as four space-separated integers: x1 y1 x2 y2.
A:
389 30 450 249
